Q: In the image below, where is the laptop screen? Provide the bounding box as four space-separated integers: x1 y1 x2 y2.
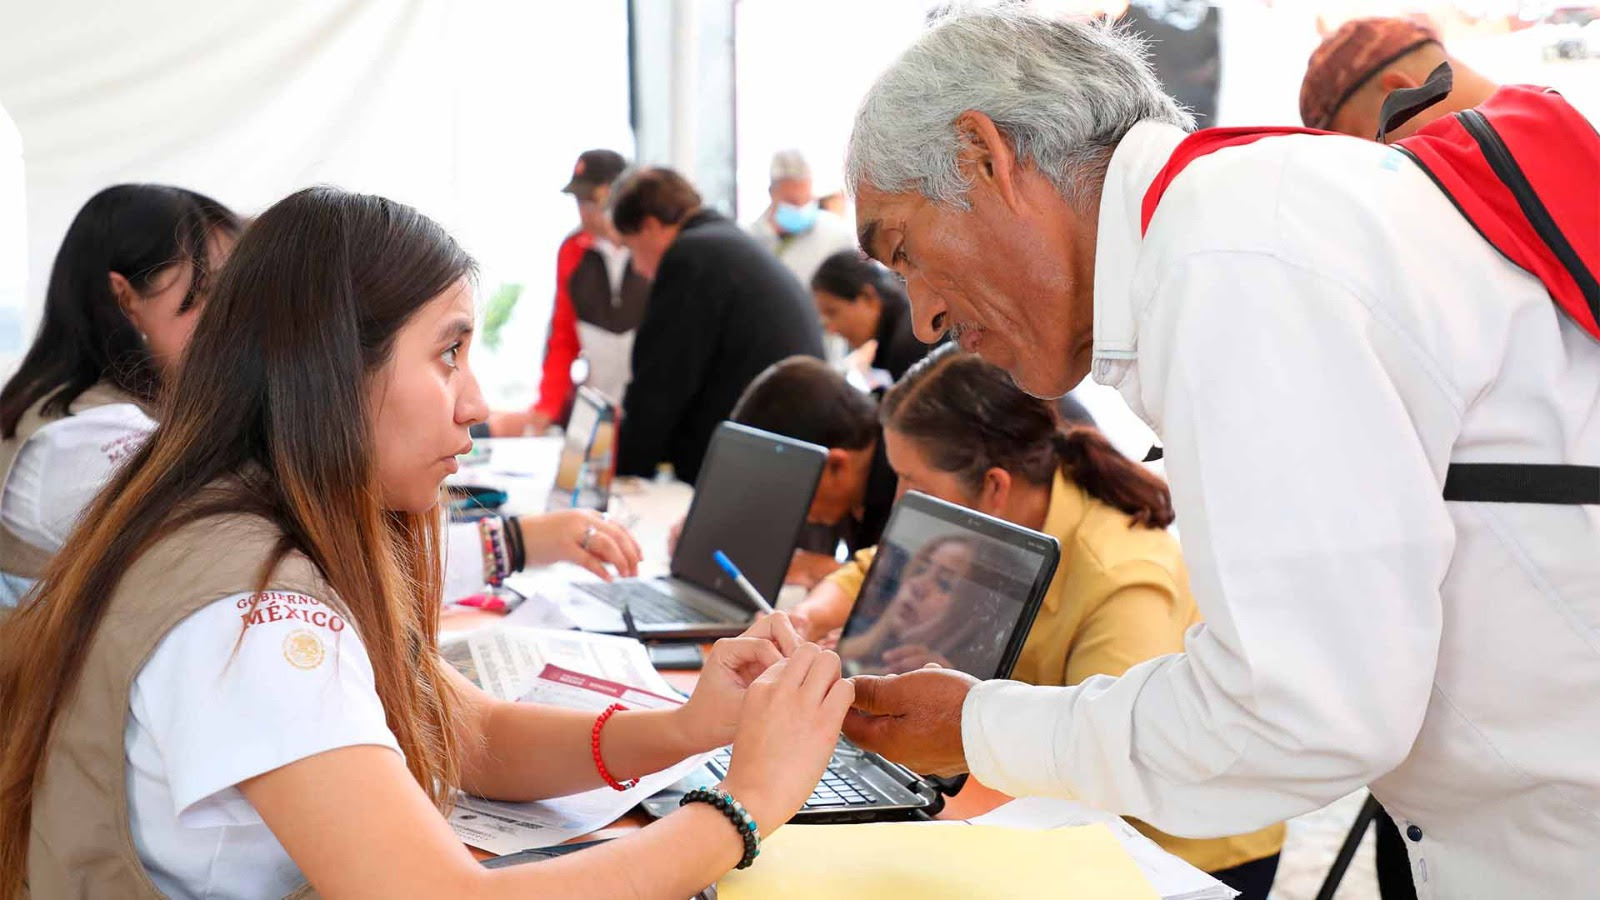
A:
552 389 613 510
837 494 1057 680
672 423 826 607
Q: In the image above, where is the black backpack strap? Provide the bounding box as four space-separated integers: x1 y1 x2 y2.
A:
1444 463 1600 504
1376 60 1454 143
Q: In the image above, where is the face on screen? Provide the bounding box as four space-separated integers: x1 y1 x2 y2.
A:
882 538 973 642
838 508 1038 678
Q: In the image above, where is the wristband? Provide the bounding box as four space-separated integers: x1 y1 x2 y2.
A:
680 786 761 869
591 703 637 791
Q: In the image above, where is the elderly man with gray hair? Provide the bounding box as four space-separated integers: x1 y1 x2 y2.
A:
840 9 1600 897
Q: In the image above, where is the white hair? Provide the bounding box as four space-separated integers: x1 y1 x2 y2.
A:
770 149 812 184
846 9 1195 210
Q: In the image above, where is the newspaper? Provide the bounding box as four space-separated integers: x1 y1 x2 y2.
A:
440 625 680 701
966 797 1237 900
448 662 707 855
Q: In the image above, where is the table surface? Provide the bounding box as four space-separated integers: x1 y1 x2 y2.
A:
444 438 1012 859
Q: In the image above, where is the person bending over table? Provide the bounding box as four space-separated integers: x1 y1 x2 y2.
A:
726 356 898 588
0 187 851 900
793 348 1286 898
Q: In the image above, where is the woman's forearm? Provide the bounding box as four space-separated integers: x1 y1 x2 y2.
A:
460 702 704 801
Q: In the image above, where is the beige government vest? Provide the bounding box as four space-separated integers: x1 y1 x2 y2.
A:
0 382 143 580
26 510 332 899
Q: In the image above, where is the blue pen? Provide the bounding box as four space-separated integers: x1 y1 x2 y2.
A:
713 550 775 614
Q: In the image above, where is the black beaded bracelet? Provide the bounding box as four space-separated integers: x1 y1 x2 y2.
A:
504 515 526 572
680 787 761 869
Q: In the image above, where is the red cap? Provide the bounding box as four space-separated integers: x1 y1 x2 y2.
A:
1300 17 1440 130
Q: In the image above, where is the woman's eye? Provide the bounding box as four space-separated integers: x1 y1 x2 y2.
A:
441 343 461 369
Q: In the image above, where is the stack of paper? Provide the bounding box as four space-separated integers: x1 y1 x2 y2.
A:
442 626 701 856
967 798 1237 900
717 822 1158 899
440 625 681 701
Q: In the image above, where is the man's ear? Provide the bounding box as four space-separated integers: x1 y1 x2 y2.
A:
826 447 852 475
1379 68 1420 95
953 110 1022 210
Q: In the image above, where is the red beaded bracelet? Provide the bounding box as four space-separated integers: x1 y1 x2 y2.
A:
591 703 637 791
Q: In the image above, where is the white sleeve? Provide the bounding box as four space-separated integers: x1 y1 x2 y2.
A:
962 252 1457 835
130 591 401 827
443 521 490 602
1 404 154 552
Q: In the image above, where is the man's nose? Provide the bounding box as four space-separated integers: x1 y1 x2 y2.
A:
906 280 948 344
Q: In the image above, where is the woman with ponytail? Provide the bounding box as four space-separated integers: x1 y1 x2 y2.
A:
0 187 848 899
791 345 1286 898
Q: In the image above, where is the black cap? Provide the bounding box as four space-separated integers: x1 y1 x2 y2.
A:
561 149 628 197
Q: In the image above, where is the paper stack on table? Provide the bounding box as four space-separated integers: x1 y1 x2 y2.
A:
442 627 703 856
967 797 1238 900
717 822 1158 899
440 625 681 701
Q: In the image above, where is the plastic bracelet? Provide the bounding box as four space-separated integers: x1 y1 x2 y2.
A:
680 787 761 869
591 703 637 791
504 515 526 572
477 517 510 586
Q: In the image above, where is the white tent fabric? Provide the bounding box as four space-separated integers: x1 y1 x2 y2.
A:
0 102 24 374
0 0 632 398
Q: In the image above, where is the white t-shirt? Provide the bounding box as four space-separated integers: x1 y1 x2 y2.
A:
746 208 857 287
0 402 155 605
127 591 400 899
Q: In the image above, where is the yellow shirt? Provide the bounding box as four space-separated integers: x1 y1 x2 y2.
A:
824 473 1286 873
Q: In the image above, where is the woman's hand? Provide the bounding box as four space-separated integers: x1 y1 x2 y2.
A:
785 549 843 589
519 509 642 580
720 643 854 835
672 613 803 751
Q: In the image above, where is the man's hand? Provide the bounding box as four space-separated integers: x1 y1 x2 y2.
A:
842 667 979 777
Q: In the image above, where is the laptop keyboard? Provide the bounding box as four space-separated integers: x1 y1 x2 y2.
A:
578 581 721 625
711 748 880 808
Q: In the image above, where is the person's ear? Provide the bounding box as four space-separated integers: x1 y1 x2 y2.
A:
953 110 1021 209
1379 68 1420 95
977 467 1011 517
825 447 853 478
109 272 145 336
857 283 882 310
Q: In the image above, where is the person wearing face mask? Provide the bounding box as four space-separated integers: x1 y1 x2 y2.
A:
793 347 1286 897
0 187 851 900
0 184 241 608
747 150 857 289
490 149 650 437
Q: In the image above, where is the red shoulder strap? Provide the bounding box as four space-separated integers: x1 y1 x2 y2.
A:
1140 127 1332 235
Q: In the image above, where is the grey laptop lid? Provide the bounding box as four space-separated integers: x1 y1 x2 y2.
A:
670 422 826 608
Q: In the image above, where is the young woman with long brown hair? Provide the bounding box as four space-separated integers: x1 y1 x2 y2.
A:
790 345 1286 900
0 187 849 899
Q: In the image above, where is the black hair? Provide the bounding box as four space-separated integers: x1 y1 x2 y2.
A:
609 167 703 235
882 345 1174 529
0 184 241 437
811 250 910 313
731 355 878 451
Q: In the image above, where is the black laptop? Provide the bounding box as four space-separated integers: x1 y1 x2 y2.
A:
565 422 826 641
705 490 1060 822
